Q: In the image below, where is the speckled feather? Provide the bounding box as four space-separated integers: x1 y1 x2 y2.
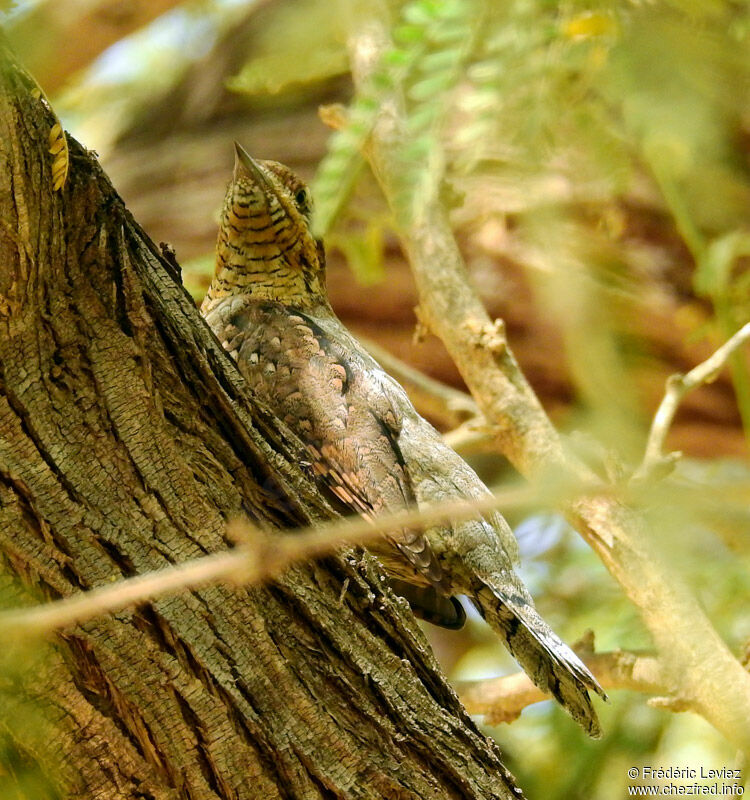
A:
209 297 445 587
202 144 606 736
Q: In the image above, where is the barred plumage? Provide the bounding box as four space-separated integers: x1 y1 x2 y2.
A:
202 143 606 736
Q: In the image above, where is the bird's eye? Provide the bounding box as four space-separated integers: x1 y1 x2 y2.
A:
294 188 309 208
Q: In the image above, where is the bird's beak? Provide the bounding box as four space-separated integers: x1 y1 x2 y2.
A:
233 142 270 189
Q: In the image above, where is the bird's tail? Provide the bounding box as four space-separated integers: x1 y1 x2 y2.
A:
473 584 606 737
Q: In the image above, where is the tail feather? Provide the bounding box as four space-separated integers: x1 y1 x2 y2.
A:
473 585 606 737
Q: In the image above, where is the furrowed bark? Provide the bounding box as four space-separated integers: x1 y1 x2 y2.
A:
0 35 522 800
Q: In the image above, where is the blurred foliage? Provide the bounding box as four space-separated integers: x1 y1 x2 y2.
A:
306 0 750 454
227 0 348 94
4 0 750 797
0 574 63 800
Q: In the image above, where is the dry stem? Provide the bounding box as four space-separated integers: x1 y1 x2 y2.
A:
0 485 540 637
633 321 750 483
345 9 750 754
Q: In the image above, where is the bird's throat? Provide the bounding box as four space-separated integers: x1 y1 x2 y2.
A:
202 247 326 314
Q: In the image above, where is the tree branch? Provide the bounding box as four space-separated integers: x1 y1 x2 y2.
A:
0 485 540 637
633 322 750 483
458 650 665 725
344 9 750 755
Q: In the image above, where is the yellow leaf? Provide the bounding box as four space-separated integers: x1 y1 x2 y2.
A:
49 138 66 156
48 122 69 191
563 13 617 40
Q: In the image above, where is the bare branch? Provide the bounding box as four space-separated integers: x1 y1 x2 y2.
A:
0 485 543 638
0 548 249 639
344 10 750 754
458 650 666 725
441 418 500 454
633 322 750 483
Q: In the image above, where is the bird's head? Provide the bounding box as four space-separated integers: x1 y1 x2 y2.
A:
205 143 327 311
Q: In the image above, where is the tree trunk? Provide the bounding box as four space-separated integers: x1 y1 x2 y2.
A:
0 36 522 800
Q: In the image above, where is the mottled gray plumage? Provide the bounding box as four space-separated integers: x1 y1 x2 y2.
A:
202 143 606 736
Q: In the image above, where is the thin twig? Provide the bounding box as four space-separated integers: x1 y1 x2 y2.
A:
0 484 547 638
1 549 249 639
633 322 750 483
345 12 750 754
442 418 499 454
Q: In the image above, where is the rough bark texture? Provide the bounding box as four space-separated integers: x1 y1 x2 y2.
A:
0 38 523 800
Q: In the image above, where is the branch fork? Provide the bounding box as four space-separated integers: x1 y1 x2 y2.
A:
633 321 750 484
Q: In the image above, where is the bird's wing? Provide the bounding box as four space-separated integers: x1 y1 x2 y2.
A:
394 410 521 563
210 300 445 589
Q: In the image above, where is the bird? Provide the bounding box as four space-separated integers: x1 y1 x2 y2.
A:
201 142 606 736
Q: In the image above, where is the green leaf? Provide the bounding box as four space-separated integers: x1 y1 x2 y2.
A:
227 0 347 96
695 231 750 299
394 23 425 44
408 71 456 101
